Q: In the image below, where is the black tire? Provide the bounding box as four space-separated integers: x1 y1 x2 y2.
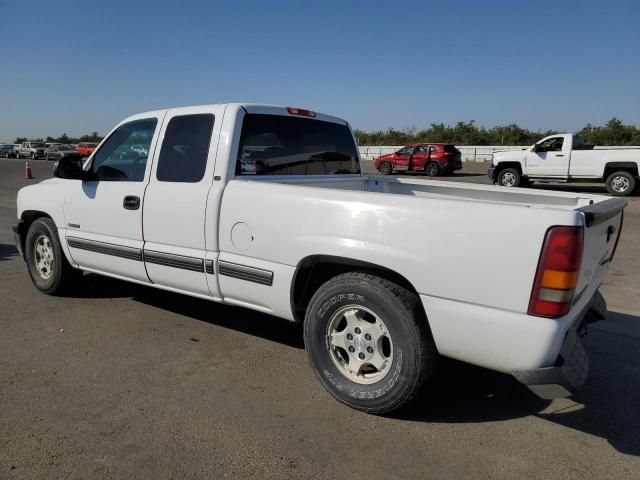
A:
497 167 521 187
304 272 438 414
424 161 440 177
605 171 636 196
378 161 393 175
24 217 80 295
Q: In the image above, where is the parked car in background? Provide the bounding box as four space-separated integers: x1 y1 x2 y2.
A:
489 134 640 196
45 143 62 148
0 144 17 158
375 144 462 176
45 144 82 162
76 142 98 157
16 142 46 159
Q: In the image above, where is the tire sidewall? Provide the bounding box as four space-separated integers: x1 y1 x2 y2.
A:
498 168 520 187
606 172 635 196
304 278 424 411
379 161 392 175
24 219 64 293
425 161 439 176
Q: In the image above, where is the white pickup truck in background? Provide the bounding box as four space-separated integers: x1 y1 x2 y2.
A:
13 104 626 414
489 133 640 196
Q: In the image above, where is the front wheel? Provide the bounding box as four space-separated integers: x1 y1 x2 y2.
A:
378 161 393 175
24 218 80 295
304 272 438 414
605 171 636 196
497 167 521 187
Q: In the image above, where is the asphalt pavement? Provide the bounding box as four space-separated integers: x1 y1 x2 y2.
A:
1 158 639 479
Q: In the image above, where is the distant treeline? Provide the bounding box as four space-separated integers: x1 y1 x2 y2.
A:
354 118 640 146
13 118 640 147
14 132 103 144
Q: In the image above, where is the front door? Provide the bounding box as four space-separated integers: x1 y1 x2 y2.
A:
63 113 164 282
393 147 414 171
525 136 570 177
142 105 224 299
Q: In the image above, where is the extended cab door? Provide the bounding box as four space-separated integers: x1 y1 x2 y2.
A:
525 136 570 177
142 105 225 299
63 113 164 282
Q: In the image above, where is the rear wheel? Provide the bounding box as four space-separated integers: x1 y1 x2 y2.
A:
378 161 393 175
497 167 521 187
304 272 438 414
424 161 440 177
605 171 636 196
24 218 80 295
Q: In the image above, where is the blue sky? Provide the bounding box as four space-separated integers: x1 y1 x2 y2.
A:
1 0 638 141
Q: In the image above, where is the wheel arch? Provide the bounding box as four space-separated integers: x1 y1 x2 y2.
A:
290 254 424 323
603 162 639 180
494 161 523 175
17 210 75 266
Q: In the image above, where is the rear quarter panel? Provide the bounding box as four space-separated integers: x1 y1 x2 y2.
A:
218 179 583 315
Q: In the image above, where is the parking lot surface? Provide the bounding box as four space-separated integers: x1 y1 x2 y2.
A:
1 158 639 479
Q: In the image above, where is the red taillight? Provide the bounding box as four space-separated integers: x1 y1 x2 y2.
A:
528 226 583 318
287 107 316 117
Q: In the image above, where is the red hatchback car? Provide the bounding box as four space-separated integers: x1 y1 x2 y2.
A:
76 142 98 157
374 143 462 176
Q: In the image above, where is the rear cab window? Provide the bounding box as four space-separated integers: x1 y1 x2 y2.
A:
236 114 359 176
156 114 215 182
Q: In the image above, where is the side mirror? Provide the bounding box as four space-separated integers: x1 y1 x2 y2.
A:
53 156 86 180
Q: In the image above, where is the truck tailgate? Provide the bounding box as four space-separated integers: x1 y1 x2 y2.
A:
575 198 626 300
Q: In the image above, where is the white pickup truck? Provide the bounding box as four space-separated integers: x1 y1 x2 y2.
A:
13 104 626 414
489 133 640 196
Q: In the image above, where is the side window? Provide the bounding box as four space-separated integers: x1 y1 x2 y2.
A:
429 146 438 152
537 137 564 152
90 119 157 181
156 114 214 183
397 147 414 155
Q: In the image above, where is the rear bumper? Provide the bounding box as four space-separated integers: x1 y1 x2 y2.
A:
512 290 607 399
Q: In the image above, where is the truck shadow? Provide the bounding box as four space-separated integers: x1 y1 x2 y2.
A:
0 243 18 261
396 319 640 457
67 274 639 456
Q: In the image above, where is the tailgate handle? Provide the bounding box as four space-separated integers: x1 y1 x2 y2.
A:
606 225 616 242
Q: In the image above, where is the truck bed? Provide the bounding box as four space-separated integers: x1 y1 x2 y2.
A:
259 174 602 210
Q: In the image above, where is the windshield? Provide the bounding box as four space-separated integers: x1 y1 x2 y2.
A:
237 114 360 176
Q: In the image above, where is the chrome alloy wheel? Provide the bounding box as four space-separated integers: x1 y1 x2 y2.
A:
610 175 630 193
326 305 394 384
501 171 517 186
34 234 54 280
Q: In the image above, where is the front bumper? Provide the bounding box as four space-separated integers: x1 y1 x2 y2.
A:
12 224 24 257
512 290 607 399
